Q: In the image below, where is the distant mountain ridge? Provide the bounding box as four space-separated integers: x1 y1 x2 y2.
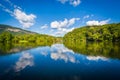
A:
0 24 37 35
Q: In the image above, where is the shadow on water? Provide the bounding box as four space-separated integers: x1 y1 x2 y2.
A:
64 41 120 59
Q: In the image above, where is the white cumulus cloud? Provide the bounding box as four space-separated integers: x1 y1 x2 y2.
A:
68 18 80 26
58 0 68 4
51 18 68 29
50 18 79 36
51 18 80 29
0 0 37 28
13 9 36 28
54 27 74 35
83 15 90 19
40 24 48 29
86 19 110 26
58 0 81 7
70 0 81 7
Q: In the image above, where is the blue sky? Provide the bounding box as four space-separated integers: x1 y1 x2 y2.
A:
0 0 120 36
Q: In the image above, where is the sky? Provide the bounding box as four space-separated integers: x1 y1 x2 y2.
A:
0 0 120 36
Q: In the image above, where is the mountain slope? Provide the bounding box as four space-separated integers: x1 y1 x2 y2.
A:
0 24 37 35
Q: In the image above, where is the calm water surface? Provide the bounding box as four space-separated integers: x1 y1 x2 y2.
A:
0 43 120 80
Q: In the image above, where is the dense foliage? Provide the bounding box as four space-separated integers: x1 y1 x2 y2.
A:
0 31 61 44
64 41 120 59
63 23 120 42
0 24 62 44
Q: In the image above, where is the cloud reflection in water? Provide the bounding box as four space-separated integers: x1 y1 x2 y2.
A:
14 52 34 72
40 44 79 63
86 56 108 61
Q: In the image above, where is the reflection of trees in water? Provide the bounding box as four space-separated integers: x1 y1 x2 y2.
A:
1 40 120 60
0 43 13 54
0 42 53 55
64 41 120 59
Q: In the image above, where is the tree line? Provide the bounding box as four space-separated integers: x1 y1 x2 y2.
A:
0 31 62 45
63 23 120 42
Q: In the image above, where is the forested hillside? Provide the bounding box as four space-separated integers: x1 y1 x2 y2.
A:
63 23 120 42
0 24 62 44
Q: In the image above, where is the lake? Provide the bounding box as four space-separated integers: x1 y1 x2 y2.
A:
0 43 120 80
